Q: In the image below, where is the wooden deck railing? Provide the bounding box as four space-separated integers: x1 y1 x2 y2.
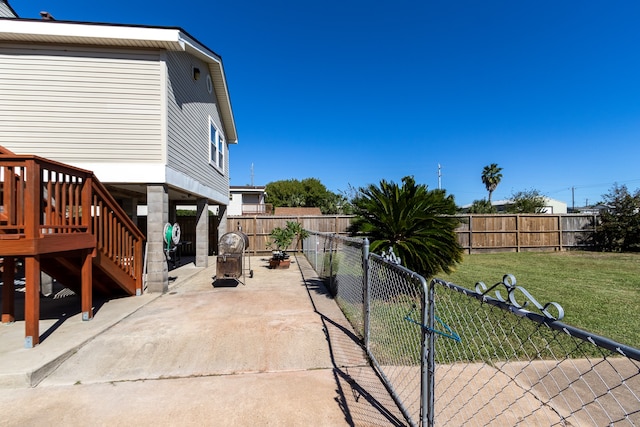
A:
0 154 144 292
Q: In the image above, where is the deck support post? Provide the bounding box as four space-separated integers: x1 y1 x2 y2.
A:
24 256 41 348
81 249 93 321
1 257 16 323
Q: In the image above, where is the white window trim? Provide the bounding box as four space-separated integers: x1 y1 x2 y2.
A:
209 116 224 174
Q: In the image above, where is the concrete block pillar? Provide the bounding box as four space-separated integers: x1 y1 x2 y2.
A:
146 184 169 293
218 205 228 237
216 205 228 256
169 200 177 224
195 199 209 267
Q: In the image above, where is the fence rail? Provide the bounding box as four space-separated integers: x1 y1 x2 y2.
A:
304 231 640 427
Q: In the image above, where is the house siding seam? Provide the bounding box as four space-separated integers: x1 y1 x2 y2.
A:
0 44 163 162
165 51 229 199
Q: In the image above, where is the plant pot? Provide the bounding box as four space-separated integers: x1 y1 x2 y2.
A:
269 258 291 269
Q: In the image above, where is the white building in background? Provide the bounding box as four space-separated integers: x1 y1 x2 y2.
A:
228 186 269 216
491 197 567 214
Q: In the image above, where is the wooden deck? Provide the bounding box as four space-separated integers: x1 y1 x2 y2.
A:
0 148 145 347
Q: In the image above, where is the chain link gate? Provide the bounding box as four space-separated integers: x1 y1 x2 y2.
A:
366 253 428 426
429 275 640 426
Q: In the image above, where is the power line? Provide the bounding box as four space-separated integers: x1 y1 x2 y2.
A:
548 178 640 195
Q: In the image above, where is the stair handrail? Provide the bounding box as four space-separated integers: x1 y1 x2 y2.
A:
90 171 145 294
90 173 145 241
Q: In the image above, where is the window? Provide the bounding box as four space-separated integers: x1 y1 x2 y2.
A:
209 117 224 172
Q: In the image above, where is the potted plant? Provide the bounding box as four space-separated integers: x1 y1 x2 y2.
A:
267 221 308 269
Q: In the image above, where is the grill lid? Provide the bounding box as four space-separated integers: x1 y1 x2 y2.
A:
218 231 249 254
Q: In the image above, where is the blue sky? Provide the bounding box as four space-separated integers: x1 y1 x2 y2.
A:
12 1 640 207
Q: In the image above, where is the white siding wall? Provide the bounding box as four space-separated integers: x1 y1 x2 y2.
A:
0 44 163 163
165 51 229 199
228 192 243 216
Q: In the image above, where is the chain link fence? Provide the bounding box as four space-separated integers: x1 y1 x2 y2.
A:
303 232 427 426
303 231 640 426
303 232 366 336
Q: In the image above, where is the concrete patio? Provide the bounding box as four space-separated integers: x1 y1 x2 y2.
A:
0 255 406 426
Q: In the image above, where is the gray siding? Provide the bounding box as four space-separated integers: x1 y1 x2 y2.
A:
165 51 229 198
0 44 163 162
0 1 16 18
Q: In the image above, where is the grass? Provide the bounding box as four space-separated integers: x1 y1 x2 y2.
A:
436 251 640 349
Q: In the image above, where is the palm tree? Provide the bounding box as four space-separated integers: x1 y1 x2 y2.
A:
481 163 503 204
349 176 462 278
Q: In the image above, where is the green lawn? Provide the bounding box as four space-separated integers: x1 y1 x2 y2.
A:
435 251 640 349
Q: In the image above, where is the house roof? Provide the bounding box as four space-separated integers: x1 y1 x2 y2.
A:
0 18 238 144
230 186 266 194
230 185 266 190
274 207 322 216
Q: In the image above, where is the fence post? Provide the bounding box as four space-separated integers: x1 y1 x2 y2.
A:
328 234 334 293
422 280 435 427
558 214 563 251
363 237 370 350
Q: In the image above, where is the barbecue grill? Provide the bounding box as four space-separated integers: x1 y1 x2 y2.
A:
214 231 253 285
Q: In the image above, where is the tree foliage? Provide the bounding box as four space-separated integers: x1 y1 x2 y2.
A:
349 176 463 278
592 184 640 252
265 178 349 214
481 163 503 204
267 221 309 254
468 199 496 213
506 189 547 213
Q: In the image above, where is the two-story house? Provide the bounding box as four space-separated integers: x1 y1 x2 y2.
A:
0 4 238 293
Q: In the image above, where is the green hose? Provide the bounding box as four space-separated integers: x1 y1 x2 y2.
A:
165 225 173 251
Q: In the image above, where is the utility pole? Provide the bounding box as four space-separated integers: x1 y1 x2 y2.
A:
571 186 575 212
438 163 442 190
250 163 254 187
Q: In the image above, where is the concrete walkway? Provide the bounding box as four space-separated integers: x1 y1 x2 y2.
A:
0 255 406 426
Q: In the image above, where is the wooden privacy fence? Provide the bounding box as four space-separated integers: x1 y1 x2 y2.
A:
455 214 597 253
227 214 598 254
228 215 353 255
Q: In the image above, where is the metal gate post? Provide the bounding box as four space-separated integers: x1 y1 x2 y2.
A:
328 234 334 292
422 280 436 427
363 238 370 349
314 233 318 271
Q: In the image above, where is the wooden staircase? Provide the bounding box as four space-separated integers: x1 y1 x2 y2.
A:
0 147 145 347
